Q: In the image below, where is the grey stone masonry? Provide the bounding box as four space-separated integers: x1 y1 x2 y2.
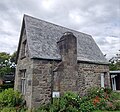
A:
14 28 33 108
56 32 78 94
77 62 110 96
31 59 53 108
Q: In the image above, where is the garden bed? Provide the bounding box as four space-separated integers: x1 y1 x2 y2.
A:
0 87 120 112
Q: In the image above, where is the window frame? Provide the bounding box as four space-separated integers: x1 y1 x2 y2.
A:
20 69 26 95
101 73 105 88
21 39 27 59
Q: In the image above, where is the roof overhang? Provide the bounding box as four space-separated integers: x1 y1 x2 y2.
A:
110 71 120 74
31 57 109 65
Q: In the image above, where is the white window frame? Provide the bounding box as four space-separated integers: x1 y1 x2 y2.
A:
21 70 26 95
101 73 105 88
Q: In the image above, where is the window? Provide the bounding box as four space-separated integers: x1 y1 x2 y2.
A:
21 40 27 59
101 73 105 88
21 70 26 95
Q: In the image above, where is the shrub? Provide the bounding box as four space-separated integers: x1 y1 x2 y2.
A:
113 101 120 110
60 92 79 107
0 83 14 92
79 100 95 112
0 88 23 107
36 92 95 112
87 87 120 111
59 92 80 112
35 104 51 112
87 87 107 99
110 92 120 100
0 83 14 90
35 92 80 112
1 107 16 112
1 107 27 112
104 88 112 94
34 88 120 112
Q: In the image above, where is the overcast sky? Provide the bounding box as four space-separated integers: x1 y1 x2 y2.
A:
0 0 120 59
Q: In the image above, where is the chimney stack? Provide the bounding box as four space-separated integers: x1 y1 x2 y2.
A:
56 32 78 93
57 32 77 67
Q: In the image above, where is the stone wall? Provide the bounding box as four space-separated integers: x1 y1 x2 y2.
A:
14 28 33 108
77 62 110 96
15 57 110 109
53 61 110 96
15 57 33 108
31 59 59 108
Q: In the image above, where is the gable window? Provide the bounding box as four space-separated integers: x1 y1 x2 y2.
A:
20 70 26 95
21 40 27 59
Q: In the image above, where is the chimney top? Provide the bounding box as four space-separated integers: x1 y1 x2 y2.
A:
57 32 75 43
63 32 73 36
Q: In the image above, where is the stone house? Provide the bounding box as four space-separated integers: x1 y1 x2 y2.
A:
14 15 111 109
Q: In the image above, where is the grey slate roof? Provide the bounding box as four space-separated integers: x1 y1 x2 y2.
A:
23 15 108 64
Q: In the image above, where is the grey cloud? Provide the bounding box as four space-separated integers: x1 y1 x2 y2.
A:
96 38 109 46
0 0 119 59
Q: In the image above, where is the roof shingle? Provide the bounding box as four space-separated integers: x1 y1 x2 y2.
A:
23 15 108 64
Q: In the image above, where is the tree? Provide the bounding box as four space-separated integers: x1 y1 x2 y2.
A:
9 51 17 73
109 50 120 71
10 51 17 64
0 52 16 77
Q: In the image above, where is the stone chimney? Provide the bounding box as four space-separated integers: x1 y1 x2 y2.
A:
56 32 78 93
57 32 77 67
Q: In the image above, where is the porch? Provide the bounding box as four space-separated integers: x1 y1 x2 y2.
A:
110 71 120 91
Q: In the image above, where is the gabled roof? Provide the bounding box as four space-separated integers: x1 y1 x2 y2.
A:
18 14 108 64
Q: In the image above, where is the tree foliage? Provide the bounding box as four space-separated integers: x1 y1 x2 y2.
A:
0 52 10 63
0 52 16 77
109 50 120 71
109 62 120 71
